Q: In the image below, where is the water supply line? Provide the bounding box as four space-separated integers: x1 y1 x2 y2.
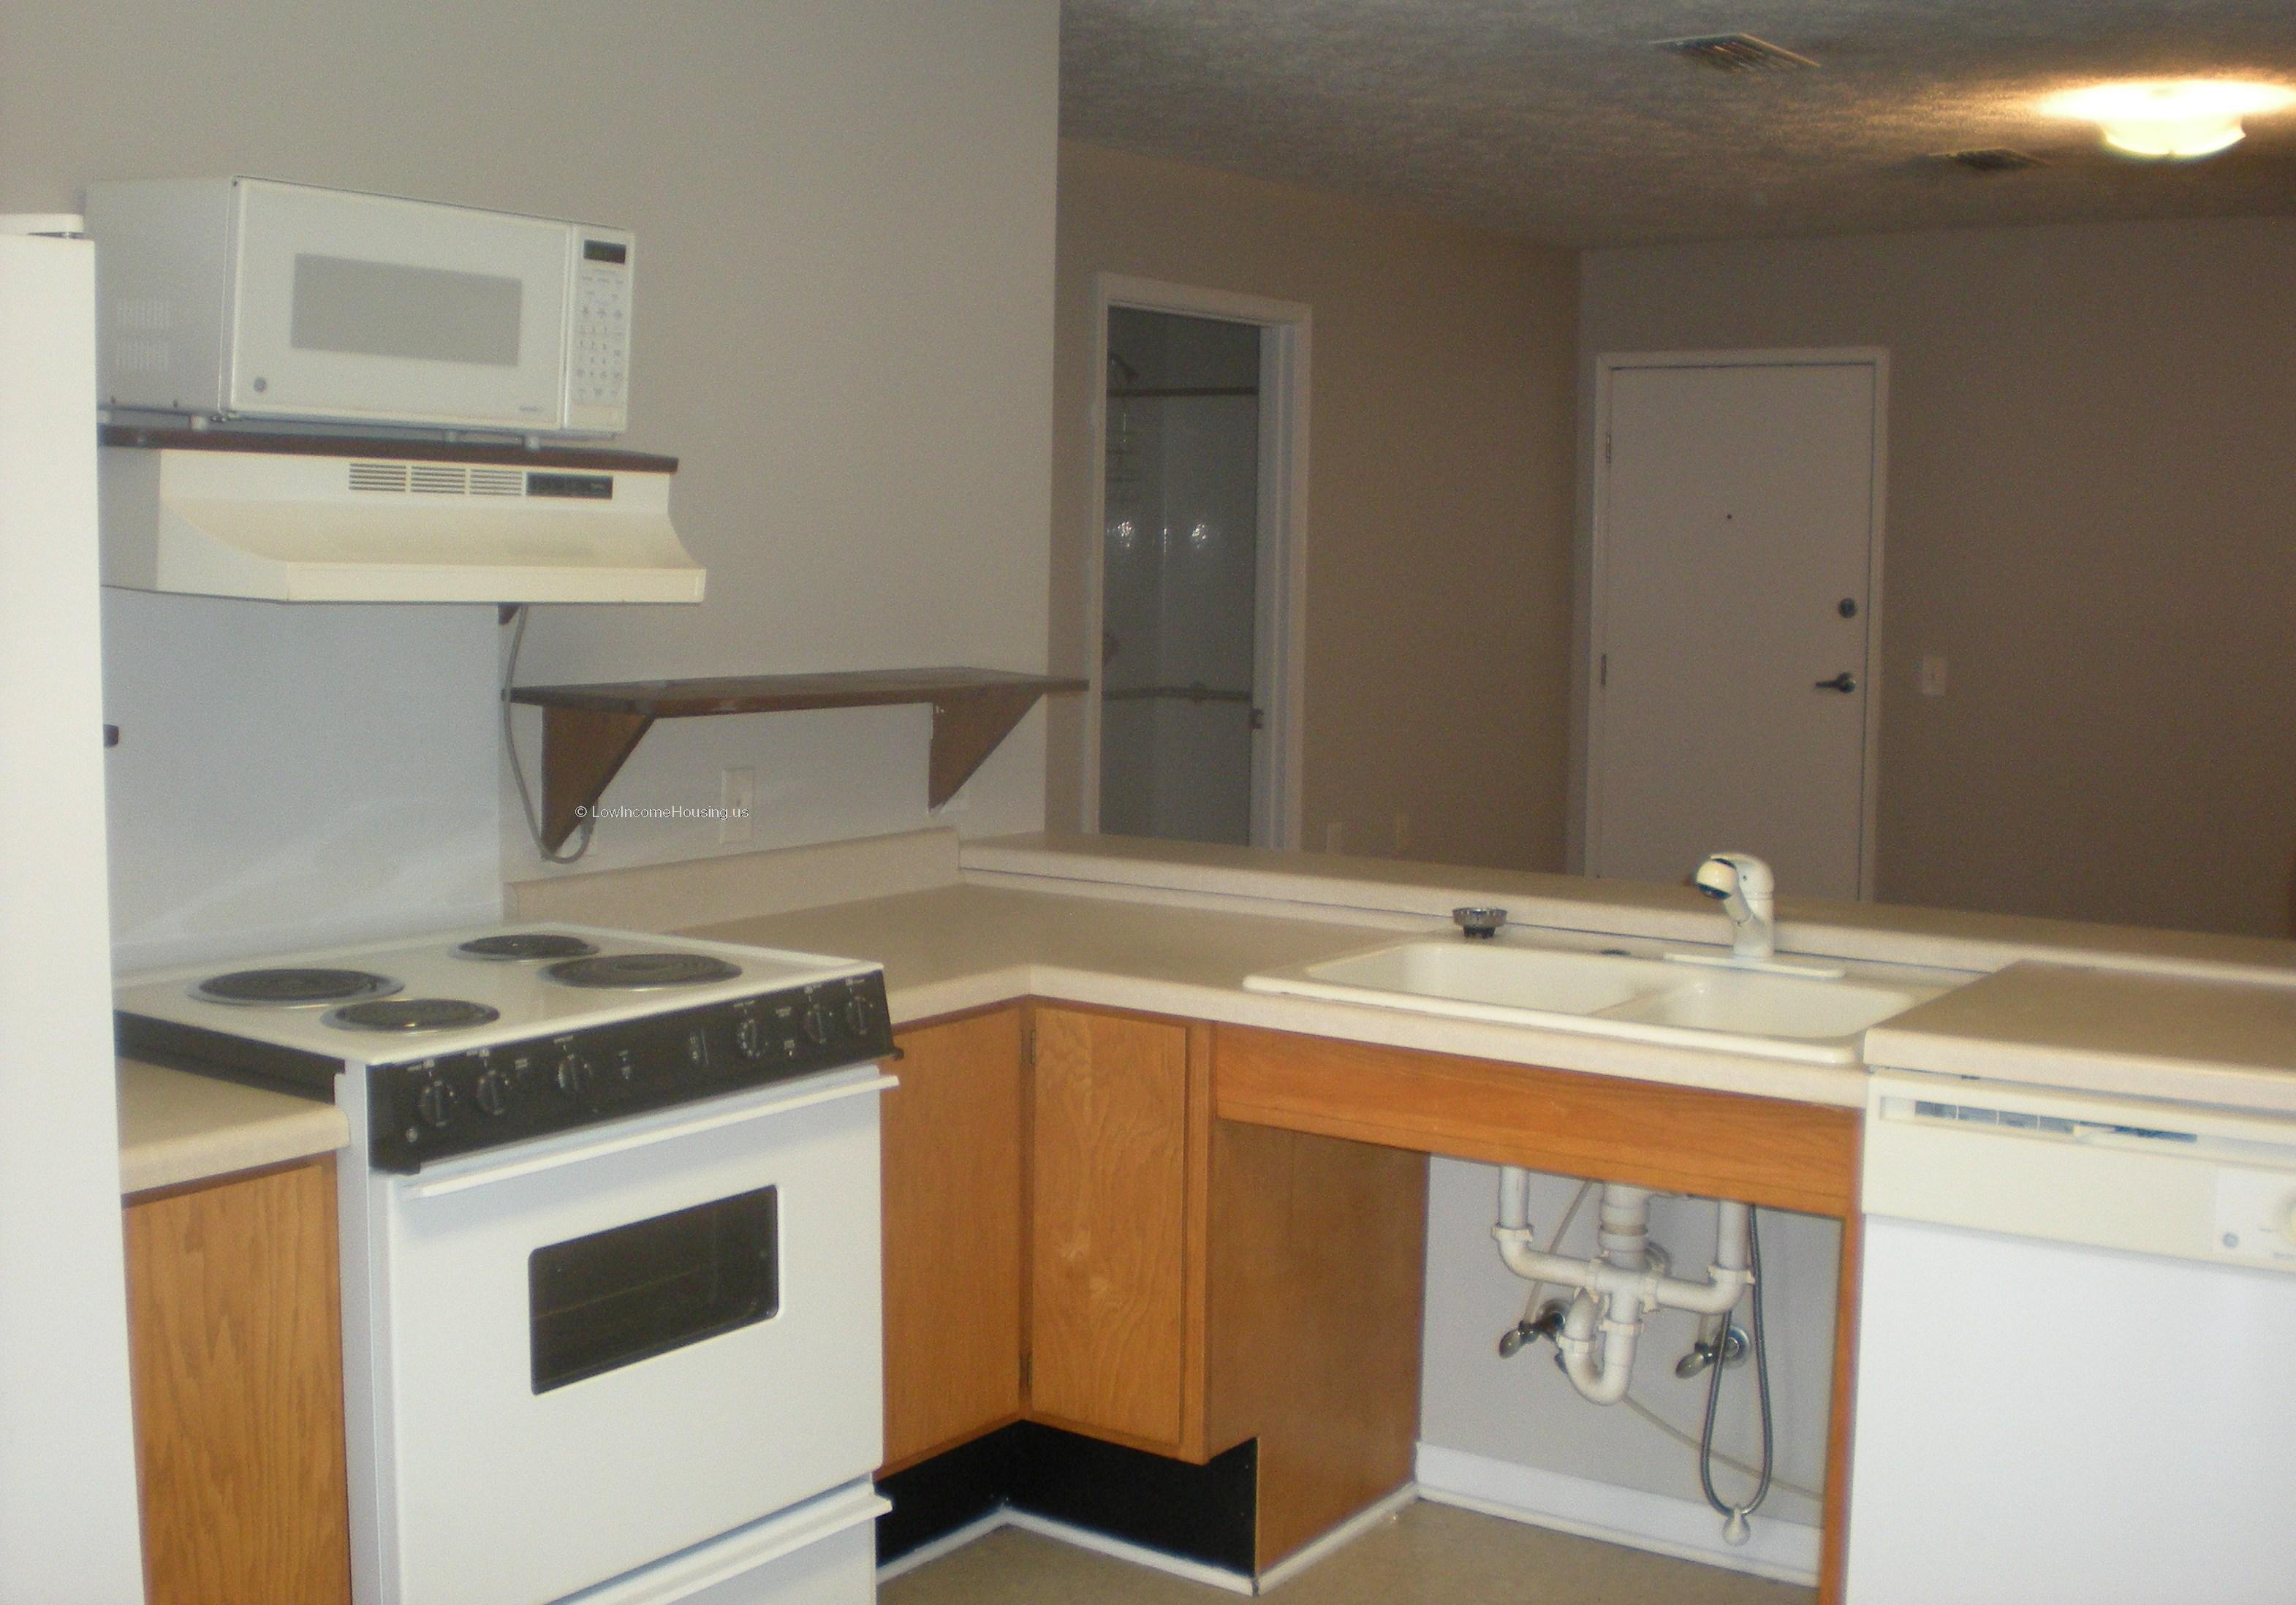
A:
1493 1168 1792 1541
1493 1172 1751 1406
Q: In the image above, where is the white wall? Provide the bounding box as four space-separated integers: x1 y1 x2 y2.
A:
0 0 1062 957
1419 1161 1838 1579
1575 216 2296 938
102 593 501 968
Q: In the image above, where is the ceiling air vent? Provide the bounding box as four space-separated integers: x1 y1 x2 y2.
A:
347 461 410 494
1940 147 2049 173
1656 33 1817 72
469 468 524 496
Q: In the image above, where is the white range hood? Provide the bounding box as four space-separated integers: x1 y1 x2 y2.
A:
98 432 705 604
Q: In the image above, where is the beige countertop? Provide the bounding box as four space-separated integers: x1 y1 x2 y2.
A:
1866 961 2296 1113
963 833 2296 984
128 828 2296 1194
690 882 1879 1109
118 1058 349 1197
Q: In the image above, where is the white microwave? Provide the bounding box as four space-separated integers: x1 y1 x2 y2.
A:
86 177 632 436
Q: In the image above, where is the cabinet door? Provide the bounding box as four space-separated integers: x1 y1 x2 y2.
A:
125 1157 352 1605
882 1006 1026 1470
1028 1005 1193 1449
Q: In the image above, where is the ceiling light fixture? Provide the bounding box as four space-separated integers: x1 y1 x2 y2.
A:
2041 79 2295 159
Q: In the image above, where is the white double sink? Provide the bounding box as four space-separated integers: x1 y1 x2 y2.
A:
1246 935 1962 1065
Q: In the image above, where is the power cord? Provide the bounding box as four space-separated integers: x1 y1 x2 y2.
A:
501 604 594 864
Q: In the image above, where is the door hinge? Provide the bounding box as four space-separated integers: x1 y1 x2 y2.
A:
1603 431 1612 466
1019 1351 1031 1391
1599 653 1608 688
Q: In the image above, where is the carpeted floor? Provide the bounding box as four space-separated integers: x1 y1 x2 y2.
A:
882 1500 1816 1604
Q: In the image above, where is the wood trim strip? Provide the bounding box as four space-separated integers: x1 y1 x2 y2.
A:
1177 1020 1215 1462
1214 1024 1857 1218
99 424 676 474
1819 1147 1864 1605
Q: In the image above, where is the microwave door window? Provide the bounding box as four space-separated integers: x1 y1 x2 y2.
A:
291 255 523 367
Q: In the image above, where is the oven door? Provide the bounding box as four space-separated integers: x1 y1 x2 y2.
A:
227 178 572 431
363 1068 888 1605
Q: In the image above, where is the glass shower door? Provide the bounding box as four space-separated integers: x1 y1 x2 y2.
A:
1098 307 1262 846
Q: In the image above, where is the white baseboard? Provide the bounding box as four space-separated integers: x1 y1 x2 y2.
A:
874 1509 1007 1585
1254 1484 1418 1593
1414 1442 1820 1587
1003 1511 1255 1594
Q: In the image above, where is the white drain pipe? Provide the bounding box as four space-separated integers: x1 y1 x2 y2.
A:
1493 1169 1753 1407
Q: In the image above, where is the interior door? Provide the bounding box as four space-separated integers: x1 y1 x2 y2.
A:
1590 357 1882 899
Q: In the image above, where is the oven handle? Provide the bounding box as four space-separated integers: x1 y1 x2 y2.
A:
397 1071 898 1201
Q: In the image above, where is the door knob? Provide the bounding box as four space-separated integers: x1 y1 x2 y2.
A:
1815 672 1858 694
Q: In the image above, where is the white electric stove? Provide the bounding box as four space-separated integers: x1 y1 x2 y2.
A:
118 924 898 1605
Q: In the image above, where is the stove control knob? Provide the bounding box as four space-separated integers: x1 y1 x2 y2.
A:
415 1078 459 1129
553 1052 595 1099
735 1017 768 1061
845 993 877 1039
802 1002 834 1047
473 1069 514 1118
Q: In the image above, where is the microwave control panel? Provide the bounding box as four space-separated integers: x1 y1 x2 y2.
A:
564 230 634 434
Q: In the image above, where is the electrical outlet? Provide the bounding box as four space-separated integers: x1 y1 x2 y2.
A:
719 767 756 843
1325 820 1345 854
1919 655 1949 697
1394 811 1411 855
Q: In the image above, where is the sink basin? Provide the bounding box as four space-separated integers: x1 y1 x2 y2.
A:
1244 938 1954 1064
1295 941 1685 1016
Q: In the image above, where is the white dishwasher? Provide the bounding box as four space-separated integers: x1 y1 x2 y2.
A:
1848 1070 2296 1605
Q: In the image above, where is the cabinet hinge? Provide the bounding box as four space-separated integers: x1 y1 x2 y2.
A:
1019 1351 1031 1390
1599 652 1608 688
1604 430 1612 466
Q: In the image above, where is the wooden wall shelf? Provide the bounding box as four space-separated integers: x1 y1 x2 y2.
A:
509 667 1087 851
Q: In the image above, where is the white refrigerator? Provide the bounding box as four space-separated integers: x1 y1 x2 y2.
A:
0 218 147 1601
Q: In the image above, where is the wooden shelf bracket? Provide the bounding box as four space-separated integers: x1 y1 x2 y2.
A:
510 667 1087 852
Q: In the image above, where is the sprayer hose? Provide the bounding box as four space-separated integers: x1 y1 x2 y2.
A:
1699 1207 1774 1524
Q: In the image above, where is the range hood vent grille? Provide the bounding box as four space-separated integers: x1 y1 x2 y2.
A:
1656 33 1818 72
348 460 534 497
102 440 702 604
347 460 408 493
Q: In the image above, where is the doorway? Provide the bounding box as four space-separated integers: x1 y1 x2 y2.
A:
1584 350 1887 899
1083 278 1308 848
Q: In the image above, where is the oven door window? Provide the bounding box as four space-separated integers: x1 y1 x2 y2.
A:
528 1186 778 1394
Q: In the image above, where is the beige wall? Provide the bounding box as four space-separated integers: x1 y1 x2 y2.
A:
1050 142 1579 871
1582 216 2296 938
2 0 1059 940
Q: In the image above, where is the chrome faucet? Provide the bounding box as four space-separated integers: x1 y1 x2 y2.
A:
1692 853 1776 965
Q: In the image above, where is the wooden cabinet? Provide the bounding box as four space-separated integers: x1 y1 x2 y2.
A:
882 1000 1428 1573
124 1156 352 1605
1026 1005 1202 1452
880 1006 1028 1471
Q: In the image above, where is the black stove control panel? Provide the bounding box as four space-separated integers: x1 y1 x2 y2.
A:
367 971 894 1173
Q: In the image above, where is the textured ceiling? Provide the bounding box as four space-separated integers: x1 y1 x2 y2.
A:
1059 1 2296 246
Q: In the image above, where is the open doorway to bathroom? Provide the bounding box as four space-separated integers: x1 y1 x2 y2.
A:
1084 278 1308 849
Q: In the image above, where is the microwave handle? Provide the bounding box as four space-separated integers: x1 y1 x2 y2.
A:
397 1070 897 1200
